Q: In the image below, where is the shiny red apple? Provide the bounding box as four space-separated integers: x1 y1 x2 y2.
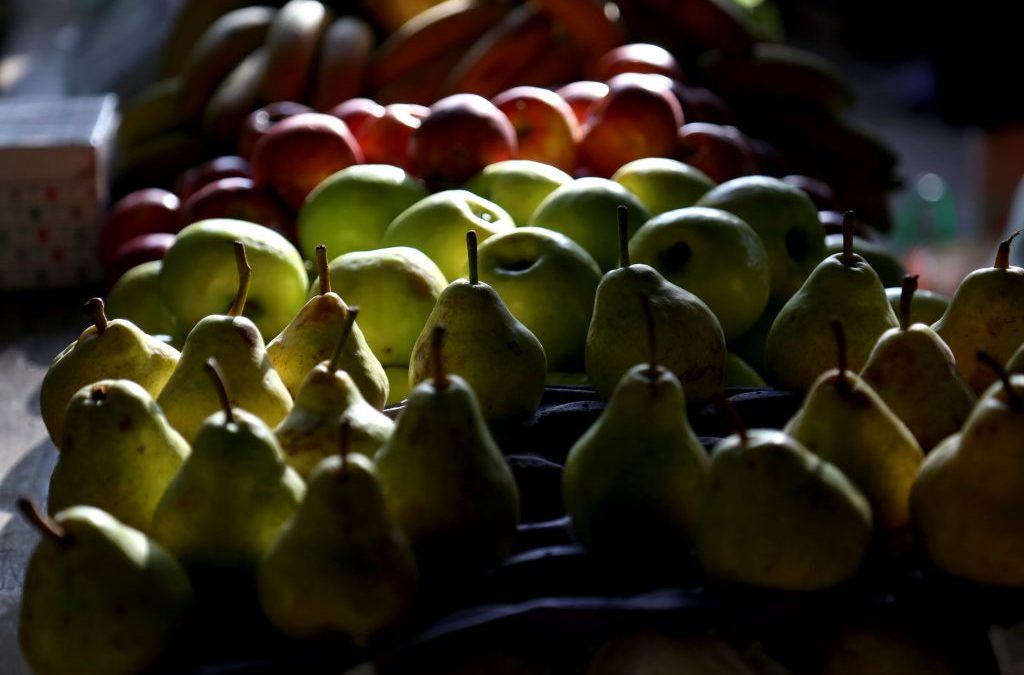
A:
492 86 581 174
180 177 294 239
592 43 685 81
174 156 251 202
555 80 609 126
676 122 759 184
105 232 176 286
99 188 180 268
328 97 386 136
238 101 314 161
353 103 428 171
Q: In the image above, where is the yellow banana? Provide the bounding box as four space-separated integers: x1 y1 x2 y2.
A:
532 0 625 65
359 0 448 33
116 78 185 150
260 0 332 104
202 48 268 148
162 0 251 76
310 16 376 112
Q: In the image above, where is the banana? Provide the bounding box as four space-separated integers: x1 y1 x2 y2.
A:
116 78 186 151
373 48 465 105
162 0 252 76
359 0 449 33
368 0 508 89
179 6 275 123
202 47 268 149
531 0 625 65
616 0 757 58
310 16 376 112
260 0 332 104
444 3 558 98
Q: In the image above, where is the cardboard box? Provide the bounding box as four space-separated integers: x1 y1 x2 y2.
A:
0 95 117 290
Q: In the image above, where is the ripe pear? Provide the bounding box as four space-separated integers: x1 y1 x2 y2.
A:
274 307 395 479
152 359 305 577
911 352 1024 586
934 232 1024 395
764 212 898 390
564 299 709 561
18 501 192 675
861 276 975 452
697 413 872 590
40 297 179 449
409 231 546 421
586 206 726 403
268 245 388 408
259 426 418 644
377 325 520 584
785 321 924 530
157 241 292 443
48 380 189 533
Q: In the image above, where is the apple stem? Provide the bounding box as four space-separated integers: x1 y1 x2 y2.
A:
977 349 1023 412
899 274 918 331
316 244 331 295
338 416 351 476
467 230 479 285
994 230 1021 270
328 306 359 373
204 357 235 424
831 319 850 392
84 297 108 334
639 294 657 377
617 205 630 269
431 324 449 391
227 240 251 317
17 498 71 547
714 393 748 446
841 211 856 267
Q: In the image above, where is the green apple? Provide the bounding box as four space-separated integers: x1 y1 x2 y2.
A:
380 189 515 280
105 260 181 344
473 227 602 371
629 207 770 340
296 164 427 262
159 218 308 339
465 159 572 226
697 176 824 306
528 177 649 272
825 233 905 287
724 352 765 387
611 157 716 216
886 286 950 326
317 246 447 367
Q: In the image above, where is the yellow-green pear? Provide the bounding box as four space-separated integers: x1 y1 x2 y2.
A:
723 352 765 388
268 244 388 408
274 307 395 479
861 276 975 452
385 366 410 406
48 380 189 533
934 232 1024 395
785 321 924 530
40 297 179 449
157 241 292 443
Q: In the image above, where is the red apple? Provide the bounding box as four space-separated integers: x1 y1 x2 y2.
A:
783 174 839 211
676 122 759 184
555 80 609 126
578 73 684 178
328 97 386 136
491 86 581 174
592 43 685 81
408 93 517 190
251 112 364 210
671 83 734 125
105 232 176 286
239 101 314 161
353 103 428 171
99 188 180 268
174 155 251 202
180 177 294 239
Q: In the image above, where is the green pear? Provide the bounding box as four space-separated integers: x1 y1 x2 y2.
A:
861 277 976 452
19 501 192 675
268 244 388 408
377 326 520 583
586 206 726 404
157 242 292 443
824 232 906 287
911 353 1024 586
696 422 873 591
409 231 546 421
40 297 179 449
934 232 1024 395
785 321 924 530
764 213 898 390
48 380 189 533
723 352 765 388
259 429 418 644
385 366 410 406
274 307 395 479
152 359 305 576
885 286 949 326
564 301 709 560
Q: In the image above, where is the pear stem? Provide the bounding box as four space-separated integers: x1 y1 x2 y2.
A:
841 211 856 267
431 324 449 391
84 297 108 334
227 240 251 317
467 230 479 285
995 231 1021 270
899 274 918 331
204 358 234 424
639 294 657 376
617 204 630 269
338 416 351 475
977 349 1023 412
17 498 71 547
316 244 331 295
328 306 359 373
831 319 850 392
714 393 748 446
